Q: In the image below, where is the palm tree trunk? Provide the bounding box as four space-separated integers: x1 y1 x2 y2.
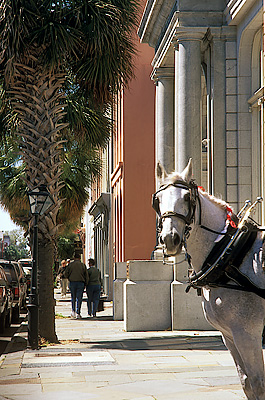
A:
7 51 67 342
38 242 58 342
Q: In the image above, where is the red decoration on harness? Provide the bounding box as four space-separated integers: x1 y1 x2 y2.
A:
230 220 237 228
226 206 237 228
198 186 205 191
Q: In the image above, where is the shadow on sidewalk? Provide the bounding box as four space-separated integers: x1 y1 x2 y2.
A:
81 334 227 352
0 314 27 356
81 316 113 321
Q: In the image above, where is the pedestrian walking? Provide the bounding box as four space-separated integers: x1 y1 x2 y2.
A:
86 258 102 317
57 260 68 297
64 252 89 319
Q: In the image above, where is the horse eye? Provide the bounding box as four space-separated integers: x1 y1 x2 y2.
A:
184 192 190 202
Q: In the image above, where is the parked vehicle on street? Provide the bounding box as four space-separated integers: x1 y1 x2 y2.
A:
0 260 26 322
12 262 27 308
18 259 32 295
0 265 13 333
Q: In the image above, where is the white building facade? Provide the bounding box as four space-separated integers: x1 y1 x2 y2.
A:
139 0 265 220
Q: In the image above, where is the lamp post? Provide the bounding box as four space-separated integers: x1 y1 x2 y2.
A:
27 185 55 349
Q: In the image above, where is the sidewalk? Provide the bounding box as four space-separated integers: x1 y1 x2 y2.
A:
0 289 247 399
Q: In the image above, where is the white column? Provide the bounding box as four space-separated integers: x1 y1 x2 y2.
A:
175 29 205 180
210 29 227 198
152 67 175 183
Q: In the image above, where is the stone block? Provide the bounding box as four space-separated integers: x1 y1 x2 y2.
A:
227 184 238 203
226 41 237 59
238 76 251 95
238 93 250 113
238 59 251 78
226 59 237 77
238 148 251 167
227 167 237 185
173 258 189 282
227 149 237 167
113 262 127 320
238 166 251 183
239 185 252 205
113 279 126 321
226 77 237 95
127 260 173 282
226 95 237 113
171 281 214 330
226 113 237 130
238 113 251 132
114 262 127 280
226 131 237 148
124 279 172 331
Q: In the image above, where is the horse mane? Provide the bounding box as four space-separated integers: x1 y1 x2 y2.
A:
164 172 231 212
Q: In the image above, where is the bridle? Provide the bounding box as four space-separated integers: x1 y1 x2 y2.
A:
152 179 227 263
152 179 198 263
152 179 199 233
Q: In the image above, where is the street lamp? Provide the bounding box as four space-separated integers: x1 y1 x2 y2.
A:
27 184 55 349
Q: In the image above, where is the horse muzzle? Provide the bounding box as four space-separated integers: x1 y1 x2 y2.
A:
160 231 182 256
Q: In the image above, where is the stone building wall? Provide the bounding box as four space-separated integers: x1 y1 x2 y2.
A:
139 0 264 219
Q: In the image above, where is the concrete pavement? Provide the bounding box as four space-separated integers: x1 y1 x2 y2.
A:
0 289 248 399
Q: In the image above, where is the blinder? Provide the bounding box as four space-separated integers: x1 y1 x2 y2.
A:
152 194 160 215
152 180 198 229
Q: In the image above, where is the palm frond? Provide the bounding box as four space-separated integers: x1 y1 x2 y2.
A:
64 84 111 148
58 145 101 230
0 142 29 227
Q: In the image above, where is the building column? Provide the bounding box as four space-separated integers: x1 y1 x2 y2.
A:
175 29 206 180
152 67 175 184
210 28 227 198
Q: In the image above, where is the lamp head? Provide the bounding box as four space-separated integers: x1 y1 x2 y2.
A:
28 184 55 216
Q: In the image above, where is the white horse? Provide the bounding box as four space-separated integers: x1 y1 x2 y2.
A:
153 159 265 399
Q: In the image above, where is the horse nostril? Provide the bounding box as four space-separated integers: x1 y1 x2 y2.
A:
160 233 180 248
173 233 180 246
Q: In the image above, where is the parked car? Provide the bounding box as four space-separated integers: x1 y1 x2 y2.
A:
18 259 32 295
0 260 27 322
0 265 13 333
12 261 27 308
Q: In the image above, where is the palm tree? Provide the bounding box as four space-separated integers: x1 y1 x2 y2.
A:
0 0 139 341
0 110 107 341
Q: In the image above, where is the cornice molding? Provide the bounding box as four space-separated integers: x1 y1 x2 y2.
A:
174 27 207 42
151 67 175 82
224 0 260 25
203 26 237 46
138 0 176 48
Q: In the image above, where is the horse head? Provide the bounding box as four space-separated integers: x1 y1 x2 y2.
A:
153 159 196 256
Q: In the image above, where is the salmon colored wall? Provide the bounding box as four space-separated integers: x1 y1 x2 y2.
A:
123 39 156 261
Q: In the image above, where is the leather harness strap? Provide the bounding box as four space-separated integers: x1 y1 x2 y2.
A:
187 221 265 299
152 180 265 299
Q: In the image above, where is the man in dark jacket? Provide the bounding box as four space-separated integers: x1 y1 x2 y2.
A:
86 258 102 317
65 252 89 319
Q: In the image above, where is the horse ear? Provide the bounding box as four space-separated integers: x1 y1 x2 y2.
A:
156 162 168 181
181 158 193 182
